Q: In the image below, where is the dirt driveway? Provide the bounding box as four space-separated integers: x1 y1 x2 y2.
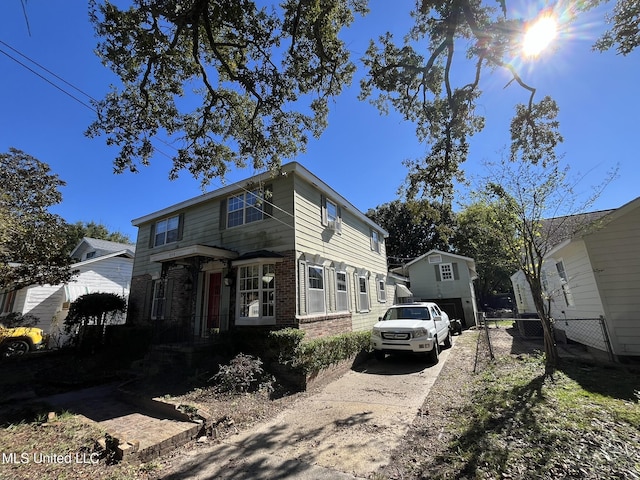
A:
160 345 455 479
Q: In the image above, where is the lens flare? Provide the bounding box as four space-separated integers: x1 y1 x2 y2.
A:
523 14 558 57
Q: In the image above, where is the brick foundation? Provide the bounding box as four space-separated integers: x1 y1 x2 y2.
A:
298 313 352 340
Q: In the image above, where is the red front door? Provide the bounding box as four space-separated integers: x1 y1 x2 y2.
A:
206 272 222 331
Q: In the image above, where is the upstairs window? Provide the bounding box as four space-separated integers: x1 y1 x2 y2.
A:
370 230 380 253
439 263 454 281
228 190 264 227
435 262 459 282
321 195 342 233
154 215 180 247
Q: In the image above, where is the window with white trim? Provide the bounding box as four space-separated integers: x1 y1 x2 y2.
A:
151 280 166 320
307 265 325 314
154 215 180 247
357 274 370 312
238 263 275 321
439 263 454 281
228 190 264 227
326 199 338 223
541 269 549 294
377 278 386 302
370 229 380 253
555 260 574 307
336 271 349 312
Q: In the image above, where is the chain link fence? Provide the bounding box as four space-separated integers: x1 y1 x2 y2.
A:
473 316 614 371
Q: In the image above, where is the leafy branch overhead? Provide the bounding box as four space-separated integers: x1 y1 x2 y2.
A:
86 0 368 186
360 0 572 201
87 1 636 194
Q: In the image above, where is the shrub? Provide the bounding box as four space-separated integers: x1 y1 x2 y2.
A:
296 331 371 374
0 312 39 328
210 353 274 394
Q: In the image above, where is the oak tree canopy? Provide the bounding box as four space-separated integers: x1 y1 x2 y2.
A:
86 0 634 198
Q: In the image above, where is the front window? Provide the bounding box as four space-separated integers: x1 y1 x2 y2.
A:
238 263 275 321
377 279 386 302
228 190 264 227
155 215 180 247
336 271 348 312
358 275 369 312
307 265 325 314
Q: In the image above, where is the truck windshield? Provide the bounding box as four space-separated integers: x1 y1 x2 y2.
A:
383 307 431 321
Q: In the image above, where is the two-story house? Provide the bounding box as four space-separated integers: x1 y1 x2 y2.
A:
127 162 390 341
392 249 479 328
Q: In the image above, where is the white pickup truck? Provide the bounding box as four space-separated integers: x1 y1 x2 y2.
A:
370 302 452 363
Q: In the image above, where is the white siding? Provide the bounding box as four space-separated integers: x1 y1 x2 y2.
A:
16 256 133 340
545 240 604 320
584 203 640 354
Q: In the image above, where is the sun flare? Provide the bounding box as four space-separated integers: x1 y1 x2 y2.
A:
523 14 558 57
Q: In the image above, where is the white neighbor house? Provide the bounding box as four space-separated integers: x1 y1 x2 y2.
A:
0 238 135 344
511 197 640 360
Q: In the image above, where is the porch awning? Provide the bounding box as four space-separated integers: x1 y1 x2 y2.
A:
150 245 238 263
396 284 413 298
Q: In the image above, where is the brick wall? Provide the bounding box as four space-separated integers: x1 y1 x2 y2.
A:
275 251 297 327
299 313 352 340
128 274 151 324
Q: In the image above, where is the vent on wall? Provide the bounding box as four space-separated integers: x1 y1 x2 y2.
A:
428 254 442 264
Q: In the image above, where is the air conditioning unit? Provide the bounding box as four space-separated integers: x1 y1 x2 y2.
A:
327 220 338 231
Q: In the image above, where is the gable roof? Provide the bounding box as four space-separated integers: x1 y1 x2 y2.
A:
130 161 388 236
71 250 135 269
543 196 640 258
397 249 478 280
70 237 136 259
541 209 614 249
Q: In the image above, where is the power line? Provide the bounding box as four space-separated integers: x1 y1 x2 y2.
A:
0 46 96 112
0 39 296 228
0 39 97 102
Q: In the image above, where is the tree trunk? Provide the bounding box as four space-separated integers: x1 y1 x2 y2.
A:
526 277 559 374
532 291 558 373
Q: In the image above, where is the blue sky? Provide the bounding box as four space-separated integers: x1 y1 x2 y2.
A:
1 1 638 242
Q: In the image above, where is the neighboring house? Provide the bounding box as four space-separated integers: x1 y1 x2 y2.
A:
127 162 390 341
392 249 479 328
511 197 640 359
0 237 135 342
70 237 136 262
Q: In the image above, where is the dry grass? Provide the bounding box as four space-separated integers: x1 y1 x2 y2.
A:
380 327 640 480
2 328 639 480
